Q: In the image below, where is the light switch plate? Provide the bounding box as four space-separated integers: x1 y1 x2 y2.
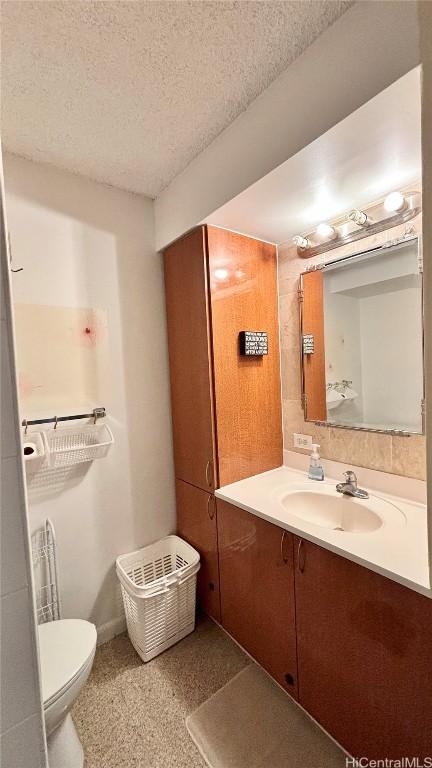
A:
293 433 313 450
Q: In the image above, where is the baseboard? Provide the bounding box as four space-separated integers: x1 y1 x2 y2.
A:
96 616 126 646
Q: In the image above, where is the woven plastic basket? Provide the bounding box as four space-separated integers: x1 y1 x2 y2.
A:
45 423 114 468
116 535 200 662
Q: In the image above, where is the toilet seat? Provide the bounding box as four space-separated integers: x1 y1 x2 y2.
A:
38 619 97 707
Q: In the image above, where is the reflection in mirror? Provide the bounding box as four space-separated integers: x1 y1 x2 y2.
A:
301 237 424 434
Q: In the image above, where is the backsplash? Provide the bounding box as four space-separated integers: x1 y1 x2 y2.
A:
278 214 426 481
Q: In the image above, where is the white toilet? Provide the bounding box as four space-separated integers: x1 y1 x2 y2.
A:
38 619 97 768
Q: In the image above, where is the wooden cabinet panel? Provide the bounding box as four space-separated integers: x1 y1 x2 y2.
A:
176 479 220 622
218 500 298 696
301 270 326 421
294 537 432 759
207 226 282 486
164 228 217 491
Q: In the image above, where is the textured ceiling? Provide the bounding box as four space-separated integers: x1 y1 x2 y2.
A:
1 1 351 198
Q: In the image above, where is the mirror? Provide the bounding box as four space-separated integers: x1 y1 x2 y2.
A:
300 237 424 434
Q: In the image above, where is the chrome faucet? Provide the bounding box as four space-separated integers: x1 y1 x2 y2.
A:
336 471 369 499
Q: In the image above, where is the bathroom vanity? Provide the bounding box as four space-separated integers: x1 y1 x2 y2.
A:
216 469 432 760
164 224 431 760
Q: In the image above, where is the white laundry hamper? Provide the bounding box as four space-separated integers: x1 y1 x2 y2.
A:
116 535 200 662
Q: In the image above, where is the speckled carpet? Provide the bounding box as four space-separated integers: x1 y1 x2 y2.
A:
73 615 346 768
73 616 250 767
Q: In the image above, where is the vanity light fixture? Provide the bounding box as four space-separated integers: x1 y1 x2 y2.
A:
384 191 406 213
316 223 337 241
348 209 369 227
295 190 420 259
292 235 310 250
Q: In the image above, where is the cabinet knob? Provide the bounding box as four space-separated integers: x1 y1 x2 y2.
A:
284 673 295 687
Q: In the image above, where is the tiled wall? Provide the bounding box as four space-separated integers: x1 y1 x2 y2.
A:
0 169 47 766
278 215 426 481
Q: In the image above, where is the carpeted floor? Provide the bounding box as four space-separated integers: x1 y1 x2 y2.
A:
73 616 250 767
73 615 347 768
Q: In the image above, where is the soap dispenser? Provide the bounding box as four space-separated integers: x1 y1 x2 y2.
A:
308 443 324 481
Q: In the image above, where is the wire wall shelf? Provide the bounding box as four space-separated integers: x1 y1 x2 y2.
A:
45 423 114 468
22 408 114 474
32 519 61 624
37 584 59 624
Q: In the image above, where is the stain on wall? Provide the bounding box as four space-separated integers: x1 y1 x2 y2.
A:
14 304 109 415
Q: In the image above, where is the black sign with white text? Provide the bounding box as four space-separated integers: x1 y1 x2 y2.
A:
239 331 268 356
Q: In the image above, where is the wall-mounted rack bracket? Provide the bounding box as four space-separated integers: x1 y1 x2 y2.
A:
22 407 106 431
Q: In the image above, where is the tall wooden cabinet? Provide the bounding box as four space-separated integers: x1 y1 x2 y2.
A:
206 227 283 485
163 227 217 492
164 226 282 618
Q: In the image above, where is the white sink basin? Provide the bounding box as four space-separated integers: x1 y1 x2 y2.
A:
279 483 405 533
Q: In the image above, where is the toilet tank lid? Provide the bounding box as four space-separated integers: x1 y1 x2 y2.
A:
38 619 97 704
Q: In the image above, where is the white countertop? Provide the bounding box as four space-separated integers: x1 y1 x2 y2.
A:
216 466 431 598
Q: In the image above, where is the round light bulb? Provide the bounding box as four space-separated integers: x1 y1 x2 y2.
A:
384 192 405 213
316 223 337 241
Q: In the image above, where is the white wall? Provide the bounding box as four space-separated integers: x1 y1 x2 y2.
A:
3 154 175 640
1 159 47 766
323 290 363 424
360 285 423 431
323 241 423 432
154 1 420 250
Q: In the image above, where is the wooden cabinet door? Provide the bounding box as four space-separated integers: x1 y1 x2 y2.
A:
176 479 220 622
294 537 432 759
218 500 298 697
206 226 282 486
164 228 217 491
